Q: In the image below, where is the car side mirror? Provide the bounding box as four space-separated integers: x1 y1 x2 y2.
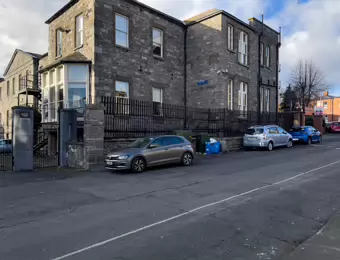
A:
149 143 160 149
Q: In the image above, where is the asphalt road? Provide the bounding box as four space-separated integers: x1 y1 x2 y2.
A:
1 134 340 260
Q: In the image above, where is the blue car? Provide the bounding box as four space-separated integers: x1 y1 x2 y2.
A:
289 126 322 144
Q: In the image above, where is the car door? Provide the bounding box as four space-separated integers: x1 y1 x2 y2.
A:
144 137 168 166
165 136 186 163
277 127 289 145
309 127 318 142
268 127 280 146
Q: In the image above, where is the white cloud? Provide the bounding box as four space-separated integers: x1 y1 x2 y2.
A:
267 0 340 95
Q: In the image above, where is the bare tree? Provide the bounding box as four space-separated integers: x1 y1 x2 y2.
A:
290 60 327 112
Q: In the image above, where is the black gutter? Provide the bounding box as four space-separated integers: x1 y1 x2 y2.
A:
45 0 79 24
257 15 264 124
276 27 282 124
184 27 188 129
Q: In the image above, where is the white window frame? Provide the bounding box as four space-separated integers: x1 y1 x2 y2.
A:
76 14 84 48
56 29 62 57
260 87 264 112
6 81 9 96
265 89 270 112
115 80 130 115
152 87 163 116
265 45 270 67
115 13 129 48
227 25 234 50
260 42 264 66
227 79 233 110
152 28 163 57
12 77 15 95
238 82 248 117
324 102 328 109
238 31 248 65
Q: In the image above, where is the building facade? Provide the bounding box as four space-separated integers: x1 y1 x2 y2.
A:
7 0 280 127
0 49 41 138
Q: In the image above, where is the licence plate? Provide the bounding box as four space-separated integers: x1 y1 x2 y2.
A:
106 161 113 165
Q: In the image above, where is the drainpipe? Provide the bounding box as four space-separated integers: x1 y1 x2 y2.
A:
276 27 281 124
257 15 264 124
184 27 188 129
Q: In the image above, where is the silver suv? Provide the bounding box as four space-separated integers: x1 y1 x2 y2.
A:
243 125 293 151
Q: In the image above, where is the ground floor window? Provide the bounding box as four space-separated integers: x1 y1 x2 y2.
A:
152 87 163 116
238 82 247 117
115 81 129 114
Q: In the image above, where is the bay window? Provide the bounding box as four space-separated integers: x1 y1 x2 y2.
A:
42 64 88 123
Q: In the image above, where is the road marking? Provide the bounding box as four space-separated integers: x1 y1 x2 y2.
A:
50 160 340 260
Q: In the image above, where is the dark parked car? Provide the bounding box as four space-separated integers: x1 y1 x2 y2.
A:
105 135 194 173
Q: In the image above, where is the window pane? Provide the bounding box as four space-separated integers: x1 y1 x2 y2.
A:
153 43 161 56
68 84 86 111
116 31 128 47
115 81 129 98
152 87 162 102
76 15 83 31
153 29 162 44
67 65 87 82
116 14 128 32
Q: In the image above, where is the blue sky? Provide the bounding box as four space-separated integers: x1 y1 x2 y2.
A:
0 0 339 96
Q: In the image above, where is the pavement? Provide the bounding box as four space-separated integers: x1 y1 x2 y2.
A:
1 134 340 260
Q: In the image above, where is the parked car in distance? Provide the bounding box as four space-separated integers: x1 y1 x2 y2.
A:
328 122 340 133
0 139 12 153
105 135 194 173
243 125 293 151
289 126 322 144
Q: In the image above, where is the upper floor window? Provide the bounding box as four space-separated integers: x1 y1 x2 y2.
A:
0 88 2 101
260 42 264 65
12 78 15 95
265 45 270 67
56 29 63 57
76 15 84 48
238 31 248 65
152 28 163 57
324 102 328 109
227 25 234 50
6 81 10 96
115 14 129 48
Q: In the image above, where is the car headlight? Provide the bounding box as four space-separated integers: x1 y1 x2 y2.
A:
117 155 130 160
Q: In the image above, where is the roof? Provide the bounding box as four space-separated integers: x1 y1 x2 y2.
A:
39 52 91 73
45 0 184 26
3 49 43 77
185 9 256 31
249 17 280 34
45 0 79 24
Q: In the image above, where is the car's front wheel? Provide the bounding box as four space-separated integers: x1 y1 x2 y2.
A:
287 139 293 148
182 152 193 166
131 157 146 173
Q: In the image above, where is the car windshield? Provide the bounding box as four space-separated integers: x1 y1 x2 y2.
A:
246 128 264 135
290 127 306 132
126 138 153 148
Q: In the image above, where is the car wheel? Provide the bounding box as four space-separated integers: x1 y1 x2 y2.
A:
131 157 146 173
267 141 274 151
287 139 293 148
307 137 312 145
182 152 193 166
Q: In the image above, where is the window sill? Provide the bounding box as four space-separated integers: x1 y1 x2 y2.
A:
74 45 84 51
238 62 250 69
55 55 62 60
227 48 236 53
115 44 130 51
153 55 164 61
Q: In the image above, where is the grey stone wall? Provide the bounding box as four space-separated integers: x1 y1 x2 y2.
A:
84 104 105 167
215 137 244 152
104 138 136 155
94 0 185 105
67 142 86 168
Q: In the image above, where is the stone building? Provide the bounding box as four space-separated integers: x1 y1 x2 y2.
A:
37 0 280 126
0 49 41 138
